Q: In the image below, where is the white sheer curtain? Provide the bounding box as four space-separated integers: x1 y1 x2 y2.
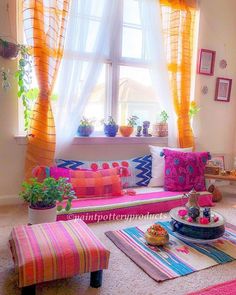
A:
55 0 119 157
140 0 178 147
55 0 178 156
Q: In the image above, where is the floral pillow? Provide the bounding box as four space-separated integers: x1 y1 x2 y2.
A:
162 149 210 192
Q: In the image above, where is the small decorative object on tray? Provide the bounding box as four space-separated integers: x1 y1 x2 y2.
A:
184 188 200 209
177 207 220 225
145 224 169 246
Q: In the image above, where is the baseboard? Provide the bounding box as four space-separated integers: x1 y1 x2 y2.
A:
0 194 23 206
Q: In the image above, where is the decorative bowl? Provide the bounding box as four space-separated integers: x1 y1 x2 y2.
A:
145 224 169 246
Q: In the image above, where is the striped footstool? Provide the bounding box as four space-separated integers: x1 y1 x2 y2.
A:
9 220 110 294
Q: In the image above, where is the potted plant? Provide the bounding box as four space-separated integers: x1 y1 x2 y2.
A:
152 110 169 137
119 115 139 137
20 177 76 224
103 116 119 137
77 117 94 137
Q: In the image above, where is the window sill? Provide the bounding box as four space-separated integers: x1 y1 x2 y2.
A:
14 135 168 145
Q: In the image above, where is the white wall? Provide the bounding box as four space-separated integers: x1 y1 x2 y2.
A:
1 0 236 197
195 0 236 168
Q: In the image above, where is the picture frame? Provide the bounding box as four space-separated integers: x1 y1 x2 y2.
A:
215 77 232 102
197 49 216 76
207 156 225 170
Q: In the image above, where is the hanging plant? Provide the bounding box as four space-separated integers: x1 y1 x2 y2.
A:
0 38 19 59
15 45 33 132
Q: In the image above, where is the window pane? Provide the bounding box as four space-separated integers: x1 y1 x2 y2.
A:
83 64 106 131
122 27 142 59
123 0 141 25
118 66 160 127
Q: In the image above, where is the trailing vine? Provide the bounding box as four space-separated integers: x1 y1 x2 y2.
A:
15 45 33 131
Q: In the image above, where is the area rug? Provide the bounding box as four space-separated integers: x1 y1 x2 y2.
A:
105 221 236 283
187 278 236 295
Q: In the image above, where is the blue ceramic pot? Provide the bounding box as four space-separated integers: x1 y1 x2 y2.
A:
104 124 118 137
77 125 94 137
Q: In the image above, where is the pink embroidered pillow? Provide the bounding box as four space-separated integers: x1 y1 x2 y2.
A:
162 149 210 191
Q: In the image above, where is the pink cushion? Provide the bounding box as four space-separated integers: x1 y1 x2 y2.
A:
9 220 110 287
163 149 209 191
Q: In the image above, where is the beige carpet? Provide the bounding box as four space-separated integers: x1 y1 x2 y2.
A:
1 192 236 295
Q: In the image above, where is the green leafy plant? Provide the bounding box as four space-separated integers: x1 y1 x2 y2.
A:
159 110 169 123
127 115 139 127
79 117 94 127
102 116 117 126
189 101 200 118
20 177 76 212
15 45 33 131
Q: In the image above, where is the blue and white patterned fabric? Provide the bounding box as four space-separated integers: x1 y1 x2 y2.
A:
55 155 152 187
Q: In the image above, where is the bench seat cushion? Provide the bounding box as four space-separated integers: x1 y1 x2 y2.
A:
57 188 213 223
9 220 110 287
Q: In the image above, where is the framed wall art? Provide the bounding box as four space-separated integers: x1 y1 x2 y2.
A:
215 77 232 102
197 49 216 76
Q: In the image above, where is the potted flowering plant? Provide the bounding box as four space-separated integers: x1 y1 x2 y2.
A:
77 117 94 137
20 177 76 224
119 115 139 137
103 116 119 137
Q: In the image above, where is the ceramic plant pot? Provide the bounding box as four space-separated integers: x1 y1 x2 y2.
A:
119 126 134 137
28 205 57 225
77 125 94 137
152 123 168 137
104 124 119 137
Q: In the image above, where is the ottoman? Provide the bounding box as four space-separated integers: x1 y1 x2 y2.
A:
9 219 110 294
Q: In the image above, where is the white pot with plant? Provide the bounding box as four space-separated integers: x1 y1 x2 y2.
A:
20 177 76 224
119 115 139 137
153 110 169 137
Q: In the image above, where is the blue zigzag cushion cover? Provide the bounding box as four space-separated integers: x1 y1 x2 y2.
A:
55 155 152 187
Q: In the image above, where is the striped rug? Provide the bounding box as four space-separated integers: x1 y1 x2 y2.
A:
106 221 236 282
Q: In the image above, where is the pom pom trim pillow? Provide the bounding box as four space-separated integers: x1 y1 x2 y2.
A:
149 146 192 187
162 149 210 192
55 155 152 187
49 167 122 198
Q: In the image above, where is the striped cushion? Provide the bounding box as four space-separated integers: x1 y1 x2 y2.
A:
71 174 122 198
9 220 110 287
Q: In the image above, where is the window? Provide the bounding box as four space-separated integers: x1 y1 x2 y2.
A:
19 0 161 134
77 0 160 132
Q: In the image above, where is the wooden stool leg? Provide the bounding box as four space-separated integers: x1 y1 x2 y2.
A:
21 284 36 295
90 270 103 288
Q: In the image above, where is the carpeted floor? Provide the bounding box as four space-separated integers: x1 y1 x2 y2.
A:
1 190 236 295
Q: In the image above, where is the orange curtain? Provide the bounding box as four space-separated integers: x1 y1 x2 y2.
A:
23 0 70 178
160 0 197 148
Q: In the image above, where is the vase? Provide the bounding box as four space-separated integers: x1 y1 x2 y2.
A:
104 124 119 137
152 123 168 137
28 205 57 225
185 189 200 209
77 125 94 137
119 126 134 137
